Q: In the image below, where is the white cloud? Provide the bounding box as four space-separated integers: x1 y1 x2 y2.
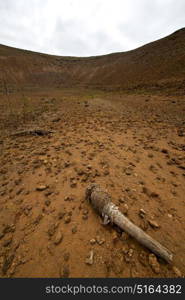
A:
0 0 184 56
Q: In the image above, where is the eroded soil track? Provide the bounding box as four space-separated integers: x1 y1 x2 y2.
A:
0 90 185 277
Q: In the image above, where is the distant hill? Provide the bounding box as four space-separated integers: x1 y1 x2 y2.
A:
0 28 185 92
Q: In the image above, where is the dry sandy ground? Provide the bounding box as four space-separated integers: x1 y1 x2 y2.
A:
0 90 185 277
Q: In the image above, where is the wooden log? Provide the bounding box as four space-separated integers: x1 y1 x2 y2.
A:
10 129 53 137
86 184 173 264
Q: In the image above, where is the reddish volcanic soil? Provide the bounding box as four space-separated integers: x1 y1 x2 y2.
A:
0 29 185 278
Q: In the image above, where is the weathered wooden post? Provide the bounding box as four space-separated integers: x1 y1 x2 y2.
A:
86 184 173 264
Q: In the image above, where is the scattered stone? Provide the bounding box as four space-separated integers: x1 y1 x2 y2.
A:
82 209 88 215
36 185 48 191
63 252 70 262
124 254 130 263
148 253 160 274
70 181 77 188
45 199 51 206
140 219 149 231
112 231 119 242
60 264 70 278
75 168 85 176
64 196 74 202
122 246 128 254
48 224 56 237
167 214 173 219
142 187 159 198
58 211 66 220
161 148 168 154
3 237 12 247
125 168 132 175
122 203 128 215
64 161 70 168
172 266 182 277
112 260 124 274
103 169 109 176
52 117 61 123
119 197 125 203
128 248 134 257
138 251 148 266
2 254 14 274
148 219 160 229
96 236 105 245
139 208 146 218
85 250 94 265
120 232 130 241
33 214 43 225
64 216 71 224
90 238 96 245
71 226 77 234
44 188 54 196
54 231 63 245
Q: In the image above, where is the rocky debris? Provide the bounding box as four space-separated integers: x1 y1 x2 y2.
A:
63 252 70 262
64 161 70 168
71 226 77 234
33 214 43 225
58 210 66 220
64 195 74 202
3 235 13 247
161 148 168 154
148 253 160 274
36 185 48 191
148 219 160 229
177 129 184 137
82 209 89 220
172 266 182 277
0 224 15 240
54 230 63 245
142 187 159 198
112 231 119 243
82 214 88 220
75 167 85 176
44 187 55 196
140 218 149 231
1 91 185 279
124 167 133 176
124 248 134 263
90 238 96 245
70 180 77 188
2 254 15 275
138 251 148 266
139 208 146 218
47 223 58 237
118 197 125 204
85 250 94 265
103 169 109 176
60 264 70 278
64 215 71 224
45 199 51 206
122 203 129 215
52 117 61 123
96 236 105 245
82 209 89 215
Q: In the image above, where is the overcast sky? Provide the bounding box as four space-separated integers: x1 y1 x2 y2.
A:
0 0 185 57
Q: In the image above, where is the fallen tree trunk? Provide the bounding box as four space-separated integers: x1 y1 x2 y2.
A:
86 184 173 264
10 129 54 137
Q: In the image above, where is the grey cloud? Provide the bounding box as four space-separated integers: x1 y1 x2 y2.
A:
53 18 124 56
0 0 184 56
118 0 185 49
